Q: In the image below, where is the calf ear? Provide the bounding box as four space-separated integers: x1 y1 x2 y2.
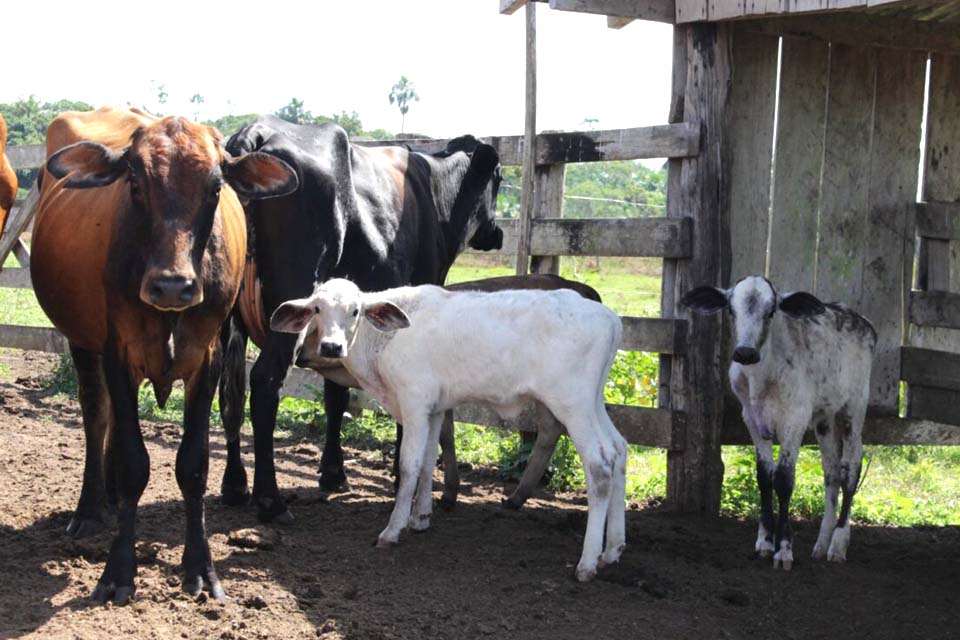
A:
47 141 128 189
269 298 316 334
364 301 411 332
779 291 826 318
680 286 729 314
469 143 500 177
223 151 299 200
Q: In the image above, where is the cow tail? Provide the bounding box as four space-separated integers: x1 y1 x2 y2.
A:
219 307 248 444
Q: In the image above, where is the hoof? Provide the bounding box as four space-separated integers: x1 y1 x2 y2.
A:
318 467 348 492
773 548 794 571
600 543 626 568
501 497 524 511
183 575 226 601
438 495 457 512
575 566 597 583
256 496 294 525
811 543 827 561
65 516 107 539
826 551 847 563
408 514 431 532
220 485 250 507
91 581 135 605
376 534 398 548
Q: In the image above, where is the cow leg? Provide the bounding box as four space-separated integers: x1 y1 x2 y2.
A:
772 426 806 571
740 404 776 558
378 407 430 547
410 411 444 531
829 404 864 563
249 332 298 523
92 344 148 604
438 411 460 510
179 348 225 599
504 405 562 510
218 310 250 506
392 422 403 492
318 379 350 492
812 417 841 560
66 344 115 539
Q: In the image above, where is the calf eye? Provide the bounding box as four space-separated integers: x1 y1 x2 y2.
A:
352 309 359 317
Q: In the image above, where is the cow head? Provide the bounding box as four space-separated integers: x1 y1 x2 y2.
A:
47 117 298 311
681 276 825 365
442 136 503 252
269 278 410 359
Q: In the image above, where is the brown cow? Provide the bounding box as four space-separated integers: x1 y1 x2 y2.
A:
31 106 298 603
0 113 17 238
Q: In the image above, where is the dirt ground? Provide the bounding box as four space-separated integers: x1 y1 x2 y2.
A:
0 353 957 640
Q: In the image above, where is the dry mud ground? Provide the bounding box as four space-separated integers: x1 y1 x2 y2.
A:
0 352 957 640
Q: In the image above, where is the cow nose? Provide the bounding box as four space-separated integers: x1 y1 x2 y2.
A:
732 346 761 365
320 341 344 358
143 275 200 310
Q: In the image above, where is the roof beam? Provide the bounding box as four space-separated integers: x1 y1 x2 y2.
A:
500 0 529 15
550 0 675 23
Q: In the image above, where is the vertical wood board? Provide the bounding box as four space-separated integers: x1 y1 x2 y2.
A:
814 44 876 305
725 29 779 284
767 37 829 292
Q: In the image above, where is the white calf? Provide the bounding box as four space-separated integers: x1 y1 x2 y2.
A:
270 278 626 582
683 276 875 570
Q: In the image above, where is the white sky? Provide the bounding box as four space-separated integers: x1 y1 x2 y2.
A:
3 1 673 139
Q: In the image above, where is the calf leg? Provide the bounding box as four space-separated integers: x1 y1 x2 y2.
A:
504 405 562 510
438 411 460 509
600 416 628 568
249 332 299 523
772 429 805 571
378 407 430 547
813 418 841 560
66 345 114 539
410 412 444 531
319 379 350 492
179 349 225 600
92 344 148 604
740 405 776 557
829 405 864 563
218 311 250 506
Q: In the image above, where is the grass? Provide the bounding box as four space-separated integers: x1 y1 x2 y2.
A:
12 255 960 527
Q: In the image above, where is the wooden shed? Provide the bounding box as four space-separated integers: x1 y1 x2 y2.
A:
503 0 960 512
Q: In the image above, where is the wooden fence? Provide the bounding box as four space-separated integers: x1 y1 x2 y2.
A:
1 121 696 450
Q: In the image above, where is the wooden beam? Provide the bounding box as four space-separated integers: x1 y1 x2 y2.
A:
741 14 960 53
916 201 960 240
500 0 529 15
0 267 32 288
907 386 960 426
621 317 687 353
470 217 693 258
549 0 675 23
901 346 960 391
0 184 39 270
516 0 538 276
0 325 68 353
6 144 44 170
910 291 960 330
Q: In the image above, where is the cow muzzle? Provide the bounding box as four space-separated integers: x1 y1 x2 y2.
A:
469 226 503 251
319 340 345 358
141 272 202 311
732 346 761 365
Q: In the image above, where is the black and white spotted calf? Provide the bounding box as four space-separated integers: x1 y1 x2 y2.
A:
682 276 876 570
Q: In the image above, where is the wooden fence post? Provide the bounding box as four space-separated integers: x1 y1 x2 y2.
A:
665 22 730 514
516 0 538 276
530 164 565 275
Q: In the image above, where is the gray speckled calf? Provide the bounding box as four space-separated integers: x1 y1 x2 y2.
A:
683 276 876 570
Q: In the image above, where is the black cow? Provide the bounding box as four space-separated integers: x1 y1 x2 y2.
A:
218 115 503 522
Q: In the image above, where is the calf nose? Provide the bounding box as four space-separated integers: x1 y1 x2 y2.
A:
320 341 344 358
143 275 200 310
732 346 761 365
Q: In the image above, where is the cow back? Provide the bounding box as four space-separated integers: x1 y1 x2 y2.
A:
0 113 16 241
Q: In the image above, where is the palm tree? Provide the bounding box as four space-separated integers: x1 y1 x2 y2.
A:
388 76 420 134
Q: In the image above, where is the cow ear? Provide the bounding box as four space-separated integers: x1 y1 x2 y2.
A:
779 291 825 318
47 141 128 189
223 151 299 200
469 143 500 177
364 301 411 332
680 286 729 314
269 298 316 334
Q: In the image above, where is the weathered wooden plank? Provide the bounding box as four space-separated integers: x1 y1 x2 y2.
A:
529 164 564 275
767 37 829 292
0 184 39 270
910 291 960 330
675 0 707 22
907 385 960 426
742 14 960 53
860 48 926 414
814 44 875 305
453 401 683 449
6 144 45 170
916 202 960 240
0 325 68 353
724 28 778 284
607 15 635 27
549 0 675 23
667 22 730 514
621 317 686 354
0 267 32 288
516 0 538 276
709 0 744 20
901 346 960 391
500 0 529 15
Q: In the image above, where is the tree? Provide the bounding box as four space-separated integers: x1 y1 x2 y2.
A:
190 93 205 121
275 97 312 124
388 76 419 134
